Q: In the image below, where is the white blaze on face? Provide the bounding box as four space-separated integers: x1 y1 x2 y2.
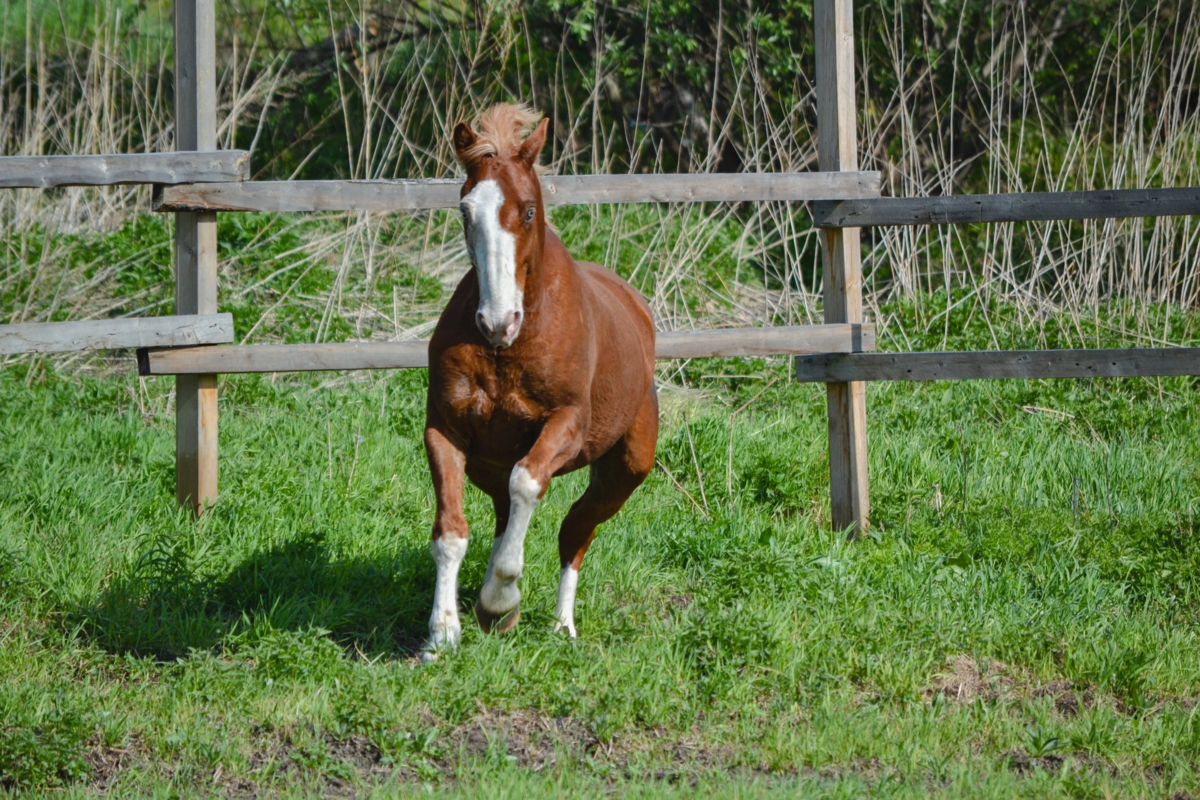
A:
460 180 521 343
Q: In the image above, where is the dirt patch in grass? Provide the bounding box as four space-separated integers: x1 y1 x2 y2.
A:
83 711 863 793
324 733 390 777
83 733 145 793
236 709 602 793
925 654 1137 717
815 757 890 782
605 728 895 787
664 593 694 615
235 730 391 797
1003 750 1128 783
926 654 1016 703
1032 680 1085 715
1004 751 1067 775
108 698 1197 795
441 712 886 785
329 710 768 787
1157 697 1199 714
442 708 600 773
603 724 738 775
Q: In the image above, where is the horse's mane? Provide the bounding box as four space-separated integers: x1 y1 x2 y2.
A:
456 103 543 167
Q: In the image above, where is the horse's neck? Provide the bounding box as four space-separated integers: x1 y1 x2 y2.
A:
523 230 582 323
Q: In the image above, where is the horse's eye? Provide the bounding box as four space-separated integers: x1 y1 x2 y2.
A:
524 207 536 223
460 209 469 225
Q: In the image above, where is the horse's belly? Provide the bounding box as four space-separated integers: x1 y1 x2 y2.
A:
467 428 537 464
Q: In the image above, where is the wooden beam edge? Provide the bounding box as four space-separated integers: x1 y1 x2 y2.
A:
0 151 249 189
138 324 875 375
793 348 1200 382
152 172 884 213
813 186 1200 228
0 313 234 355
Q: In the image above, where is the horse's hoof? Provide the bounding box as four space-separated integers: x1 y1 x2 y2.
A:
475 601 520 634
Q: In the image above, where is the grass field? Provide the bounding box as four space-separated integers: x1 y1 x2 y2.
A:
3 300 1200 796
4 0 1200 794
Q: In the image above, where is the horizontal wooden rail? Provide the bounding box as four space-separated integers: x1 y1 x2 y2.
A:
138 323 874 375
657 324 873 359
0 151 249 189
152 172 882 213
140 341 428 374
1 314 234 356
792 348 1200 382
812 187 1200 228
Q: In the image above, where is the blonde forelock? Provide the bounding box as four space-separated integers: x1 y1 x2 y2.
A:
456 103 544 168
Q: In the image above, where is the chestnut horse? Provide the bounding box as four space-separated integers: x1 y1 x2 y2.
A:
422 104 658 658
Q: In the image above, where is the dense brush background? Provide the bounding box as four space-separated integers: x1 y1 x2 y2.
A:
3 0 1200 350
3 1 1200 797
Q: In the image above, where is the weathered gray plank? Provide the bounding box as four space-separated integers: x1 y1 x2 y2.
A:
812 187 1200 228
816 0 870 534
141 341 428 375
792 349 1200 382
657 324 873 358
153 172 882 213
138 324 875 375
540 173 881 204
0 151 249 189
0 314 233 355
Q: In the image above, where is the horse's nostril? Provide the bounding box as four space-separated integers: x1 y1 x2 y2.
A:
502 311 522 341
477 310 521 345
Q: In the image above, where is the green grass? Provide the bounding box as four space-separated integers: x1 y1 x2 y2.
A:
2 317 1200 796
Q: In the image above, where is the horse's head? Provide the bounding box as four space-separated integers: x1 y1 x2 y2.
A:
453 104 550 348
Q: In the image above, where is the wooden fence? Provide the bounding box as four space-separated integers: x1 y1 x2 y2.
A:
2 0 1199 533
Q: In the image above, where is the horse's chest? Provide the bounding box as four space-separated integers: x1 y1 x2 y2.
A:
464 385 537 424
443 371 542 447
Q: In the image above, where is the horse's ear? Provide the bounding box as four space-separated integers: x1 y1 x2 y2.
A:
517 118 549 168
453 122 477 165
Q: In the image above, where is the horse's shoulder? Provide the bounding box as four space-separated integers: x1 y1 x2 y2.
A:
575 261 651 315
576 260 643 299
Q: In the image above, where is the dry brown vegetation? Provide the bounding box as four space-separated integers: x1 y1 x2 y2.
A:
2 1 1200 354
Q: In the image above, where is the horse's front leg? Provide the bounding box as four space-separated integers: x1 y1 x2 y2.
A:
476 407 586 633
423 422 469 661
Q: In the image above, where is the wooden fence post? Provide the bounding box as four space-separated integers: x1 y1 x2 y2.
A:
815 0 869 534
174 0 219 514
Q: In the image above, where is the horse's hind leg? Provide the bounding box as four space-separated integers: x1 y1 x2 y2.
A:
555 389 658 637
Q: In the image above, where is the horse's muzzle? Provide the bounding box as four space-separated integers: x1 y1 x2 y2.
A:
476 309 522 348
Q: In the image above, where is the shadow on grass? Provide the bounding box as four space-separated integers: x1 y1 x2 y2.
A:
75 532 435 660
